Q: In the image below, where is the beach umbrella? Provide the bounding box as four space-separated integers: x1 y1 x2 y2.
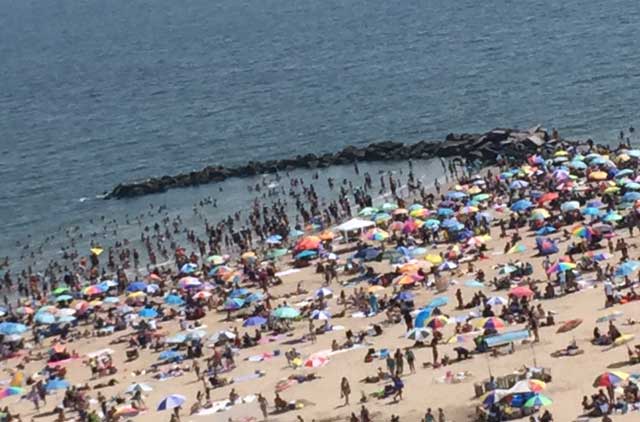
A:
180 263 198 274
509 180 529 190
157 394 186 411
310 310 332 320
614 334 635 347
358 207 379 217
584 251 610 262
530 208 550 220
45 378 70 391
272 307 300 319
425 254 443 265
246 292 264 303
509 286 534 298
486 296 508 306
164 294 184 306
315 287 333 299
464 280 485 288
83 285 104 296
381 202 398 211
414 308 433 328
178 276 201 288
138 307 158 319
57 315 76 324
265 234 283 244
582 207 602 216
560 201 580 212
52 287 70 296
524 394 553 408
498 265 517 275
437 208 455 217
0 386 24 399
596 311 624 323
473 193 491 202
405 327 431 342
229 288 250 298
0 322 27 335
593 371 629 387
425 315 449 329
568 160 587 169
126 281 147 292
158 351 183 362
537 192 559 204
615 261 640 277
572 225 594 239
511 199 533 212
589 171 608 181
15 306 34 315
362 228 389 241
243 316 267 327
117 304 134 314
295 236 322 252
395 291 414 302
438 261 458 271
507 244 527 254
35 312 56 325
546 262 576 274
55 294 73 302
367 285 385 294
209 330 236 343
126 383 153 394
295 250 318 260
223 298 245 311
304 356 329 368
556 318 583 333
475 317 506 330
603 212 623 222
535 226 557 235
103 296 120 304
192 291 211 301
207 255 226 265
267 248 288 259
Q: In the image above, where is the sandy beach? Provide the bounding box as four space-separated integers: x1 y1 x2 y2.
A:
5 140 640 422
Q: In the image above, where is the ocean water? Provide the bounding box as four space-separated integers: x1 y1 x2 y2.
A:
1 0 640 266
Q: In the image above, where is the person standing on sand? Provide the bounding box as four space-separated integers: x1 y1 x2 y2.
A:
258 394 268 420
360 405 371 422
437 408 445 422
341 377 351 405
430 336 439 367
405 349 415 373
394 349 404 376
424 408 434 422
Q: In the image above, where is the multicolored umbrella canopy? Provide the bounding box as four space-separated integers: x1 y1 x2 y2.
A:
157 394 186 410
424 315 449 329
405 327 431 342
272 306 300 319
523 394 553 408
593 371 629 387
0 386 24 399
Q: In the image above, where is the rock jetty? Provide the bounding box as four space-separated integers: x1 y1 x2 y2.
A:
105 126 558 199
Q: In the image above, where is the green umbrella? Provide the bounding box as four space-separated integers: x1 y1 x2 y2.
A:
53 287 70 296
381 203 398 212
272 307 300 319
524 394 553 408
473 193 490 202
267 248 288 259
358 207 379 216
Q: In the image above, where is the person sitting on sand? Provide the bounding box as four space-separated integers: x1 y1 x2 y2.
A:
274 392 288 412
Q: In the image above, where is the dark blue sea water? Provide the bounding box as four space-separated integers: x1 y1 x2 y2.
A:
1 0 640 265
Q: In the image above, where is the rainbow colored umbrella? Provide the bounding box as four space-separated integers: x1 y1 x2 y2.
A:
362 228 389 241
572 225 594 238
0 386 24 399
424 315 449 329
546 262 576 274
593 371 629 387
524 394 553 408
475 317 506 330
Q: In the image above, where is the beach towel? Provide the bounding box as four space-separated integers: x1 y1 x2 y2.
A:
233 372 265 383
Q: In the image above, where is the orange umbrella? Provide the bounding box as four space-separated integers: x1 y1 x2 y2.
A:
394 274 418 285
319 230 335 241
589 171 608 181
295 236 321 251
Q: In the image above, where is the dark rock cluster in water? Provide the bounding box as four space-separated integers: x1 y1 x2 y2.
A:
105 126 556 199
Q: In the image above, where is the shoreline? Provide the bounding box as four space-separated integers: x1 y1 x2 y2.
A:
104 126 553 199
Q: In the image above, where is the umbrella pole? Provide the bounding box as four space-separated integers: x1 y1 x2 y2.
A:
530 343 538 367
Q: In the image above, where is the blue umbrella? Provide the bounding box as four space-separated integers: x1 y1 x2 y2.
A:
180 263 198 274
224 298 245 310
446 191 467 200
57 315 76 323
164 294 184 306
353 247 381 261
511 199 533 212
441 218 460 229
424 219 441 229
243 316 267 327
146 283 160 294
582 207 602 216
536 226 557 235
55 295 73 302
157 394 186 411
229 288 250 298
45 379 70 391
395 291 414 302
414 308 433 328
623 192 640 202
427 296 449 308
289 229 304 238
138 308 158 318
126 282 147 292
295 250 317 260
35 313 56 325
568 160 587 169
0 322 27 335
437 208 455 217
246 292 264 303
560 201 580 212
103 296 120 304
158 350 183 362
265 234 283 244
616 261 640 277
509 180 529 190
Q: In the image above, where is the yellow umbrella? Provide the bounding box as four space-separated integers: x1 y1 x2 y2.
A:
90 247 104 256
241 251 256 260
425 254 443 265
589 171 608 181
604 186 620 194
468 186 482 194
614 334 635 347
554 150 569 157
127 291 145 299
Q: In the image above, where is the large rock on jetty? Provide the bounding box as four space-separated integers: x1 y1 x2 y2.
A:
105 126 556 199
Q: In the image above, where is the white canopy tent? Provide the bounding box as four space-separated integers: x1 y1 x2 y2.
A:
336 218 375 241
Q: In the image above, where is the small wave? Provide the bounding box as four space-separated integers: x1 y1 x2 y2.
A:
78 197 88 202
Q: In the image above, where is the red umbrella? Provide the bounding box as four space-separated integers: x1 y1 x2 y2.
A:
538 192 559 204
294 236 321 252
509 286 534 298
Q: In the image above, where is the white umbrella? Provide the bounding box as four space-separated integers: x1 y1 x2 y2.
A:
126 383 153 393
405 327 431 342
